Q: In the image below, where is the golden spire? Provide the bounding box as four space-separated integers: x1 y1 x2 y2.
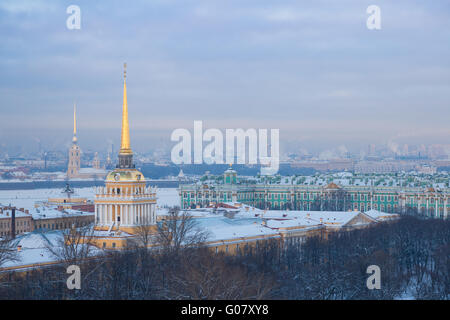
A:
120 62 132 155
72 102 77 143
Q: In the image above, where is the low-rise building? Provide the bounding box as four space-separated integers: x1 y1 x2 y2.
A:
0 207 33 237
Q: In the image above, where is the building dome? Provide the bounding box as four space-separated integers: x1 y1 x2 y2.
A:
325 182 340 189
224 165 237 185
106 169 145 182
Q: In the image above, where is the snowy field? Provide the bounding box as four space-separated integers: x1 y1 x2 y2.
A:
0 187 180 210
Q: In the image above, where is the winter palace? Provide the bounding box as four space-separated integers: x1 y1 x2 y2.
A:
179 167 449 219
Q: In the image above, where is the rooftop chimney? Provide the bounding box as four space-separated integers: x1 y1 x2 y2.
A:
11 207 16 239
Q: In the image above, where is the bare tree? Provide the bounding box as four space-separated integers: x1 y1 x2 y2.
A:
45 217 96 265
156 207 210 253
128 223 155 249
162 248 274 299
0 236 20 267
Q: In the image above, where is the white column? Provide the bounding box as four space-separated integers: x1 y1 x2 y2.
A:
138 205 141 224
151 204 153 224
96 204 100 225
129 204 132 225
152 204 155 224
148 203 153 224
142 204 145 224
144 203 150 224
123 205 127 225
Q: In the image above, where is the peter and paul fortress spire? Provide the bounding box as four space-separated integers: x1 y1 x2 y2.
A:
68 102 81 178
117 62 135 169
72 102 77 143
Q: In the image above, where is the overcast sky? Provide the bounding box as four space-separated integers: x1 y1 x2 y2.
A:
0 0 449 155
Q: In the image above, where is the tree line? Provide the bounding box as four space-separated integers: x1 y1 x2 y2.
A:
0 212 448 299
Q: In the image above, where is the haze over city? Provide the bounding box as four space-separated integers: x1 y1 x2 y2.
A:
1 0 450 156
0 0 449 305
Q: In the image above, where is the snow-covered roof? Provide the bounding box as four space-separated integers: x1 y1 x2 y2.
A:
1 231 63 268
1 231 102 269
365 209 399 221
0 209 30 219
29 206 94 220
193 216 276 242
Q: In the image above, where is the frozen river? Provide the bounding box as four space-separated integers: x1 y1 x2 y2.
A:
0 187 180 210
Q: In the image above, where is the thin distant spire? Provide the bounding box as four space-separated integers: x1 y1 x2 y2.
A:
72 102 77 143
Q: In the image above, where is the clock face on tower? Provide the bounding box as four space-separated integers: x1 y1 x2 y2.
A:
114 173 120 181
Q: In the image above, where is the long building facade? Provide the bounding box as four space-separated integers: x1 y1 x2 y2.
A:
179 169 449 219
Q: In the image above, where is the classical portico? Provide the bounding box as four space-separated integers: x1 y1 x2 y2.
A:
94 184 157 232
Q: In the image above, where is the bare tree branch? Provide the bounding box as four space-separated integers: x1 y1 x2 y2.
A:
0 236 20 267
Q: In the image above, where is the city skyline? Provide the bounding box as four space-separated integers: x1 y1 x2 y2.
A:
1 0 450 155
